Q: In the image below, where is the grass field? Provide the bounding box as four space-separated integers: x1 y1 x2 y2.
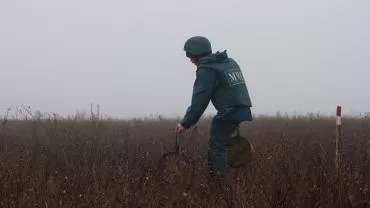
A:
0 109 369 207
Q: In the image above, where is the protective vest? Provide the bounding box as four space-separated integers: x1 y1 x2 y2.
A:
198 51 252 111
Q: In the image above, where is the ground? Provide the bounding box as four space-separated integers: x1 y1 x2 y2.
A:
0 114 369 207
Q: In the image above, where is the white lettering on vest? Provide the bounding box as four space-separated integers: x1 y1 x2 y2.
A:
225 70 245 86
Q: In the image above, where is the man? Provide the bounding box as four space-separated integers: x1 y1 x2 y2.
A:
175 36 253 188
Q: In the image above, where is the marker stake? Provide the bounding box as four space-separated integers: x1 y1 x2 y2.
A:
335 105 342 175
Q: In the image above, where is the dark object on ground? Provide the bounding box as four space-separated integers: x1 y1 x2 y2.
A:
227 128 253 168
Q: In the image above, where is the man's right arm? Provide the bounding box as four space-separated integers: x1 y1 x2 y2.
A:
180 68 215 129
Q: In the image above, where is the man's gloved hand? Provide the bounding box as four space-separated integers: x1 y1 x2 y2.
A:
175 123 186 133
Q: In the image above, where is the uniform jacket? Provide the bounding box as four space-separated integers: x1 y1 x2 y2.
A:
181 50 253 129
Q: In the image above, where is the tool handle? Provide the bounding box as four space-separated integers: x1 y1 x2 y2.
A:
236 124 241 136
175 133 180 153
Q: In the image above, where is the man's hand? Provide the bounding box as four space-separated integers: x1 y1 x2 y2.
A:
175 123 186 133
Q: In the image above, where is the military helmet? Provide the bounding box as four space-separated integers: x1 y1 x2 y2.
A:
183 36 212 56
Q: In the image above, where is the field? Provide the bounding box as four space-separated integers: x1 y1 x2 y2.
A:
0 110 369 207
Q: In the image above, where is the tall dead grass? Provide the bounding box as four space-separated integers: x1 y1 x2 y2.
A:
0 108 369 207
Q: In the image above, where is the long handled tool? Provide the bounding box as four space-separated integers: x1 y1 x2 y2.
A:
156 133 194 192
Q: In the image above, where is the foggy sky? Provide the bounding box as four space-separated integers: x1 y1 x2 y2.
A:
1 0 369 119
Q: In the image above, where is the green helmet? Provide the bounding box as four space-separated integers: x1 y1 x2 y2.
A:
183 36 212 56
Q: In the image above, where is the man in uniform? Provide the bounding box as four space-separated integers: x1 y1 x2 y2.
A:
175 36 253 189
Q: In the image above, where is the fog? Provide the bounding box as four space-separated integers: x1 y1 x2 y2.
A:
1 0 369 118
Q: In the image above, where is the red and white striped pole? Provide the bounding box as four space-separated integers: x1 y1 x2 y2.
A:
335 105 342 175
336 106 342 126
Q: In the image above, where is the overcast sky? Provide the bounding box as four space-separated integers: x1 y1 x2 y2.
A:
0 0 369 119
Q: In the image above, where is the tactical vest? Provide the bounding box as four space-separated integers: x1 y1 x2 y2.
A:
199 57 252 111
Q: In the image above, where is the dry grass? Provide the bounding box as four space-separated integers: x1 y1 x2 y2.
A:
0 109 369 207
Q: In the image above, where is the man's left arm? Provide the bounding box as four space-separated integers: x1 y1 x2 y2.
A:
180 68 215 129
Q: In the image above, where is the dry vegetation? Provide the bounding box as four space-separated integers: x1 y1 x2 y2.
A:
0 107 369 207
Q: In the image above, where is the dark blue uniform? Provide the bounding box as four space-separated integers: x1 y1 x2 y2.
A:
180 50 253 177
